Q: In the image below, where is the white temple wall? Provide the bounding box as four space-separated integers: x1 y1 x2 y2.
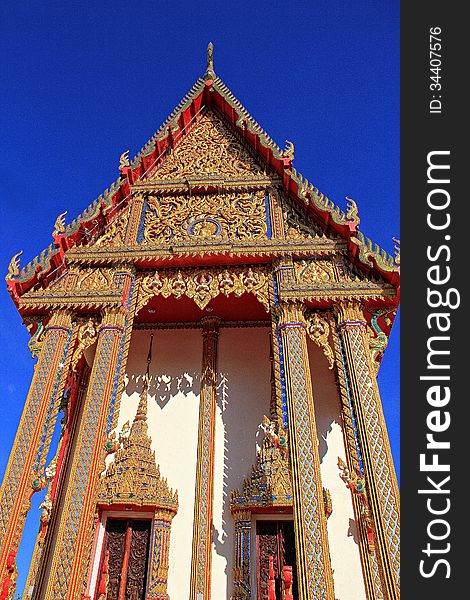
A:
307 338 366 600
117 328 202 600
211 327 272 600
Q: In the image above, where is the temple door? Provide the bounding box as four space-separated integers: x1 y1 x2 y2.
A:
256 521 298 600
95 518 152 600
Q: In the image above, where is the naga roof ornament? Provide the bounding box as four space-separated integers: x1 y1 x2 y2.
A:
5 251 22 282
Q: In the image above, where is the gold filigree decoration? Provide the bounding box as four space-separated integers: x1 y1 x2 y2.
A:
306 312 334 369
99 373 178 511
38 458 58 526
137 266 269 313
77 268 113 291
143 191 267 243
282 196 326 240
5 250 23 281
94 211 129 247
70 318 97 372
231 417 292 510
52 211 68 237
294 259 335 285
149 111 265 180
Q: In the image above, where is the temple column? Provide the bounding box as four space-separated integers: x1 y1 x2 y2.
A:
23 362 91 600
232 510 252 600
276 303 335 600
330 316 383 600
189 316 221 600
37 273 136 600
335 302 400 600
0 310 75 594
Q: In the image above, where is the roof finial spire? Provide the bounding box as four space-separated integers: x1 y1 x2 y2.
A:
204 41 216 81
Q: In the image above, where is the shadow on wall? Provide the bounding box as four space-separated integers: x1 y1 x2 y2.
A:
307 339 339 463
124 370 201 409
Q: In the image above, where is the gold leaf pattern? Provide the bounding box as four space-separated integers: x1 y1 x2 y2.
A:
149 111 265 180
294 259 335 284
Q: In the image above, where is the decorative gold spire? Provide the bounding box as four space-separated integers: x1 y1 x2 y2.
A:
204 41 216 80
99 334 178 510
133 332 153 425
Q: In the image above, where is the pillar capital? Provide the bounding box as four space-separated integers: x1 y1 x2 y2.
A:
232 509 252 522
100 306 127 329
334 300 366 325
275 302 307 329
46 309 74 331
200 315 222 333
111 260 136 275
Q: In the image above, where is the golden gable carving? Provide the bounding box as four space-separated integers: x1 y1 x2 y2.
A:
149 111 265 180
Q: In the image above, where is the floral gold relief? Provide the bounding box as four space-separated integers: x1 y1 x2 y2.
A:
143 191 268 244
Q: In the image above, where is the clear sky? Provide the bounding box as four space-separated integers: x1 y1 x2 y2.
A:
0 1 399 595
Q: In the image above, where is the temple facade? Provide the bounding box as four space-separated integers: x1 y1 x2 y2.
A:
0 46 400 600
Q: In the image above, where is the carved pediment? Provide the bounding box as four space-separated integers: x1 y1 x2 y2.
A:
99 379 178 511
141 190 268 244
231 418 292 510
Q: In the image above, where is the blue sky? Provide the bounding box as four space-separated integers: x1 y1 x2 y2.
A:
0 1 399 594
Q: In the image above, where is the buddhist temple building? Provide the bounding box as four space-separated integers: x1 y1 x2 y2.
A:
0 45 400 600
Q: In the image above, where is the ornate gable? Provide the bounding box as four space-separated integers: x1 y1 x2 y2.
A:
5 48 399 311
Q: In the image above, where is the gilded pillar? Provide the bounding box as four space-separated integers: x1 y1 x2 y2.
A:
330 316 384 600
232 510 252 600
189 316 221 600
23 363 91 600
38 302 134 600
335 302 399 600
147 509 177 600
276 303 334 600
0 311 75 591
